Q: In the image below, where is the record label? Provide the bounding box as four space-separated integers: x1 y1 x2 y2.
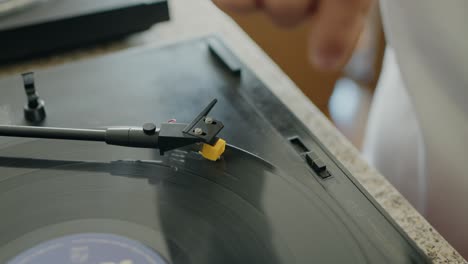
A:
7 233 167 264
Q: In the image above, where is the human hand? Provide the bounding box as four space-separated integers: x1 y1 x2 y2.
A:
213 0 373 71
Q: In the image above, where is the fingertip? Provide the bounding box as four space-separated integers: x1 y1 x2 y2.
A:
307 0 371 71
310 42 347 72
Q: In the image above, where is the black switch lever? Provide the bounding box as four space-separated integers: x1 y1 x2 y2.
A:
305 151 331 179
22 72 46 123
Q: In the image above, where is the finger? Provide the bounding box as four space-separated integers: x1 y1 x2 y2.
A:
213 0 259 12
309 0 373 71
263 0 317 27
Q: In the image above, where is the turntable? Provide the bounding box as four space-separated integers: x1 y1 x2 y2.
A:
0 0 169 62
0 36 431 263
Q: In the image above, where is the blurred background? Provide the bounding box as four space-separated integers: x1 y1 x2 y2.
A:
226 3 386 149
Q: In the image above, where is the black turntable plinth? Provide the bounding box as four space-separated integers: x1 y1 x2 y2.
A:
0 36 431 263
0 0 169 62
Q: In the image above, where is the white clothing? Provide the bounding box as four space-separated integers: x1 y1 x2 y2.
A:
364 0 468 257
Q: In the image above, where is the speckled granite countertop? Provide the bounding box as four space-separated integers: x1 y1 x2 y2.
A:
0 0 465 263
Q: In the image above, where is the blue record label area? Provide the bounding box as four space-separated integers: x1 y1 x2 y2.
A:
8 233 167 264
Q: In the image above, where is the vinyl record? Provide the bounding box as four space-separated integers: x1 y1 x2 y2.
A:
0 139 391 263
0 35 431 263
